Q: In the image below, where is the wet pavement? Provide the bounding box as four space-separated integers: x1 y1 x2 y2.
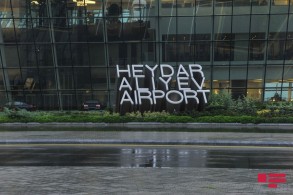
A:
0 129 292 194
0 167 292 194
0 145 292 169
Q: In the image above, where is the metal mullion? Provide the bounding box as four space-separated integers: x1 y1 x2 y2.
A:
245 2 252 100
83 5 94 100
65 0 78 108
0 32 11 101
261 1 272 102
175 0 178 67
157 0 161 65
229 2 233 94
47 0 63 110
245 1 254 97
9 0 25 101
211 0 215 92
27 1 45 106
102 0 111 108
193 3 196 64
279 3 291 100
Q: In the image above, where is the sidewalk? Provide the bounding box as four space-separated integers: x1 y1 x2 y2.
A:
1 129 293 146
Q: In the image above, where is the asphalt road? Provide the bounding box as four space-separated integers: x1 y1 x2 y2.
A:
0 144 292 169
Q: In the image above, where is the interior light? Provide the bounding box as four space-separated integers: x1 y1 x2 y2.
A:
73 0 96 6
31 0 39 5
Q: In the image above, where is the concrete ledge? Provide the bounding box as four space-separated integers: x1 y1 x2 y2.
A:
1 122 293 130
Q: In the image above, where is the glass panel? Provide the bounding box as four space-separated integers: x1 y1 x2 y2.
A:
272 0 290 13
42 92 59 110
74 67 92 90
265 65 284 82
197 0 213 7
273 0 291 5
178 17 193 35
162 34 211 62
21 68 56 92
4 45 19 68
77 90 108 109
283 65 293 80
247 87 263 100
215 0 232 15
91 68 108 90
10 0 25 17
264 81 284 101
215 0 233 6
212 66 230 94
233 1 251 15
38 68 56 90
214 16 232 34
231 67 247 80
234 0 251 6
232 16 250 34
89 43 106 66
77 90 92 108
230 67 248 99
248 66 264 80
56 44 73 67
195 17 212 34
71 43 90 66
283 66 293 100
249 33 265 61
18 44 53 67
247 66 264 100
24 93 41 110
285 39 293 60
59 68 75 90
234 40 249 61
268 40 285 60
269 15 288 33
0 91 7 105
214 34 234 61
6 68 22 99
288 14 293 31
252 0 269 14
1 21 17 43
109 67 117 90
61 91 77 110
92 90 108 108
159 17 176 40
20 25 51 43
251 15 268 32
213 66 229 81
0 71 4 90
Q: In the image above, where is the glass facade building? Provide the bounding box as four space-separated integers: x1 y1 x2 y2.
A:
0 0 293 110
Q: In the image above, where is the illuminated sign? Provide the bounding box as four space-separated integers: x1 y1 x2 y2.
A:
116 64 210 109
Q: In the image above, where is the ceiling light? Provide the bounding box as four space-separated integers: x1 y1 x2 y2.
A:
73 0 96 6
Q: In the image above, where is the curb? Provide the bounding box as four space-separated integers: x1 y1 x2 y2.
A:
1 139 293 147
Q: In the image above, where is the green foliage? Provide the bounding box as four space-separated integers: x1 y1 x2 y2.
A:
0 97 293 124
207 91 234 110
231 96 260 115
206 92 264 116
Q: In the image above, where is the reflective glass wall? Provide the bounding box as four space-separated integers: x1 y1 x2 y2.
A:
0 0 293 110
